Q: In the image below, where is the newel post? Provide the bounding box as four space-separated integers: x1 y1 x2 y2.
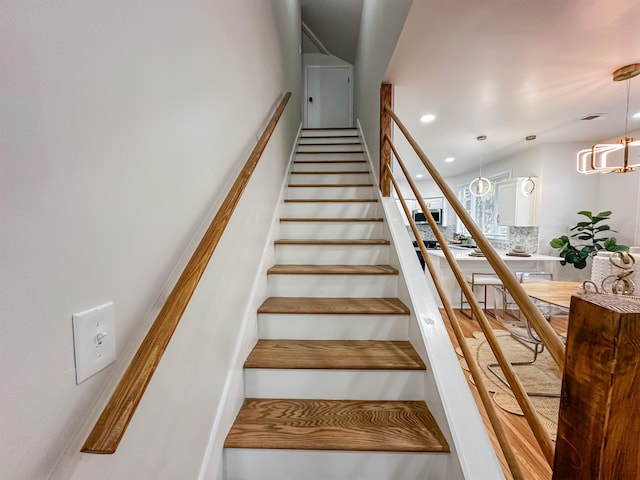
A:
553 294 640 480
380 83 392 197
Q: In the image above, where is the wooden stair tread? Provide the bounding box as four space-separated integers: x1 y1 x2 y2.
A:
296 150 365 154
298 142 362 146
280 217 382 222
290 171 370 175
300 134 359 138
287 183 373 187
267 264 398 275
274 239 389 245
224 399 449 452
245 340 425 370
293 160 366 164
284 198 378 203
258 297 410 315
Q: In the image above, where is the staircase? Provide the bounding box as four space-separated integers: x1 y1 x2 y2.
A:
223 128 450 479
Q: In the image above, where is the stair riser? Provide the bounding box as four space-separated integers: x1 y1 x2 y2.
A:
266 274 397 297
295 152 364 161
224 449 449 480
286 186 375 200
284 202 380 218
244 370 425 400
297 144 363 153
292 161 368 172
288 173 371 184
258 314 408 340
298 137 360 145
278 222 383 239
301 129 358 137
274 244 390 265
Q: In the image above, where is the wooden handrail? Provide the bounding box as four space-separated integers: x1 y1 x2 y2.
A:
386 144 555 466
388 168 526 480
384 106 566 372
82 92 292 454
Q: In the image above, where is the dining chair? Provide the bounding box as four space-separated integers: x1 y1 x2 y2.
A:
487 271 566 397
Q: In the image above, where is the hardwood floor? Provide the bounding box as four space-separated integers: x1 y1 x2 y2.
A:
441 308 568 480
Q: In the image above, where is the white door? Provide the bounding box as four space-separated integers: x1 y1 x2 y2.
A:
305 66 352 128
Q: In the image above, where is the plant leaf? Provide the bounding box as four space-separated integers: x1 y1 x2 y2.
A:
577 210 593 219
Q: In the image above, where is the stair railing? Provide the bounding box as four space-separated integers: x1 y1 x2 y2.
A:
379 85 565 475
81 92 292 454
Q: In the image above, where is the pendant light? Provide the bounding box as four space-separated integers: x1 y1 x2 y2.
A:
469 135 491 196
577 63 640 174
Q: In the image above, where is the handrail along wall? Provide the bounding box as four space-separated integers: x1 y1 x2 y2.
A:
82 92 292 454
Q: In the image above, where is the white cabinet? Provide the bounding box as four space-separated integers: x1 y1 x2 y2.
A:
425 197 444 210
497 177 539 226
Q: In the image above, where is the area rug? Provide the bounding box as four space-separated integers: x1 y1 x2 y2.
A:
455 329 561 440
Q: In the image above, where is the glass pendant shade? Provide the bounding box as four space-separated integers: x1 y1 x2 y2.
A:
469 176 491 196
469 134 490 196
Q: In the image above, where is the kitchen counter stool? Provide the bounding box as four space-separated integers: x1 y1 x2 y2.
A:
460 273 503 320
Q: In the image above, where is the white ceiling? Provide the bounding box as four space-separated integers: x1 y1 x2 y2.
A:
386 0 640 177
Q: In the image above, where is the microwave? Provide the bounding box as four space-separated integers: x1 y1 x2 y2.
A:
413 209 442 225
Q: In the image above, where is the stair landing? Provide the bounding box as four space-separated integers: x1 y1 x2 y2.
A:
224 398 449 452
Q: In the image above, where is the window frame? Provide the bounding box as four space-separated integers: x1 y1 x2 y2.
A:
457 170 511 238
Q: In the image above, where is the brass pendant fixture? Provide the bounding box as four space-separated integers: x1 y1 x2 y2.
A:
577 63 640 174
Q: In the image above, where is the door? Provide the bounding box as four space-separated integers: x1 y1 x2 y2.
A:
305 66 352 128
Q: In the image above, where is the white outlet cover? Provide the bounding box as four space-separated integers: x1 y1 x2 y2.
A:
72 302 116 384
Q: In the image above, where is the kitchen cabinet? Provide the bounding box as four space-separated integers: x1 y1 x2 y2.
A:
497 177 539 226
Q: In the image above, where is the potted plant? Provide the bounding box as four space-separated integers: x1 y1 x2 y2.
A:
550 210 628 269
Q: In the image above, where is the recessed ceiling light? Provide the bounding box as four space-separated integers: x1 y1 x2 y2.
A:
420 114 436 123
445 157 455 163
634 112 640 119
416 174 424 178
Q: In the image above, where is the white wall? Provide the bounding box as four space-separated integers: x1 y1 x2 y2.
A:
0 1 301 479
353 0 413 176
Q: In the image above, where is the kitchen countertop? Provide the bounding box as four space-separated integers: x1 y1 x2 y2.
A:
426 249 561 262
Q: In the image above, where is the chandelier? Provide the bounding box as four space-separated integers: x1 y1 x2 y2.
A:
577 63 640 174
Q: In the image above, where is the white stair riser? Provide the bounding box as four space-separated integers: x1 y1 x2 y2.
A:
224 449 450 480
289 173 371 184
266 274 398 297
244 369 425 400
297 144 363 152
287 186 374 200
274 244 390 265
278 222 383 239
284 201 380 218
295 152 364 161
301 129 358 137
258 314 408 340
298 137 360 145
292 161 368 172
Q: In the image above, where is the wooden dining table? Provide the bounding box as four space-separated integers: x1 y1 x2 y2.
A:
519 280 583 309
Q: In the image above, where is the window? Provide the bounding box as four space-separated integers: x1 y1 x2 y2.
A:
457 172 510 238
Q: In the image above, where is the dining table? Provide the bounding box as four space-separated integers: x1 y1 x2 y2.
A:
519 280 583 309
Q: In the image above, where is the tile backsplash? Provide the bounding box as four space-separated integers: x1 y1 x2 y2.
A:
408 224 539 253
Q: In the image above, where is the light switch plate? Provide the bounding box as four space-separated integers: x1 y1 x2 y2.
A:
72 302 116 384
